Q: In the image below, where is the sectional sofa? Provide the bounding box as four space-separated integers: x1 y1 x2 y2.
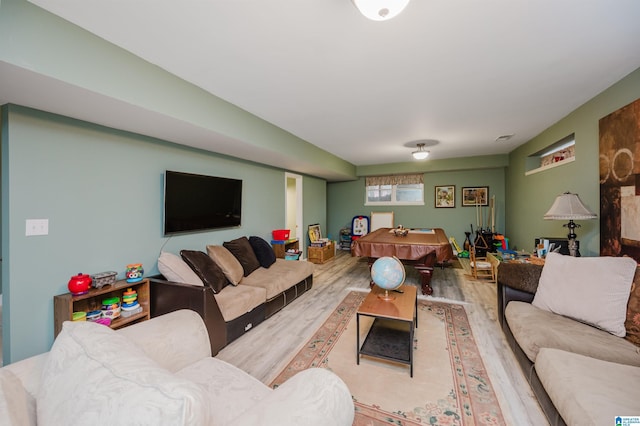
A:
497 253 640 425
0 309 354 425
151 236 314 355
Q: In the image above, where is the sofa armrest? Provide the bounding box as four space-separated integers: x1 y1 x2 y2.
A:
497 262 543 294
149 276 228 356
497 262 543 331
231 368 354 426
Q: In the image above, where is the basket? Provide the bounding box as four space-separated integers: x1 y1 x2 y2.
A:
272 229 290 240
285 253 301 260
91 271 117 288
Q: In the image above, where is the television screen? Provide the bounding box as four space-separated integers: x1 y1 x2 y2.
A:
163 170 242 235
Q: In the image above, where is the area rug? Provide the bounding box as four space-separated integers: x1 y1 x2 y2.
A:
270 290 505 426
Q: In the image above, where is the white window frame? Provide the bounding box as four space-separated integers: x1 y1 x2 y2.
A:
365 182 424 206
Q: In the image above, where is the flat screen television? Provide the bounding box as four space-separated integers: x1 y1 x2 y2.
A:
163 170 242 235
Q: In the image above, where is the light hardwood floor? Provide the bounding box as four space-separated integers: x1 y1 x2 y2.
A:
217 250 549 425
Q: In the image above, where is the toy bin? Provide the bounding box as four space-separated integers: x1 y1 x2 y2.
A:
272 229 290 240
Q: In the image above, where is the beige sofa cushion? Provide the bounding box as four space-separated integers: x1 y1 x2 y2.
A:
176 357 271 425
158 251 204 286
536 348 640 426
214 283 267 322
506 301 640 366
0 368 35 426
38 321 209 425
241 259 313 299
532 253 637 337
207 244 244 285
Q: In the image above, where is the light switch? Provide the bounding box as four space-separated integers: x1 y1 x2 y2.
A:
26 219 49 236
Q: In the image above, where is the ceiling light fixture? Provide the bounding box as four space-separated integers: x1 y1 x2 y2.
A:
351 0 411 21
412 143 430 160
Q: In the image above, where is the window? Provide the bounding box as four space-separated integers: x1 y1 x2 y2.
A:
365 174 424 206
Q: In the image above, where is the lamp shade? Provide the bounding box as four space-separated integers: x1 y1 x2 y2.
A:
543 192 597 220
352 0 411 21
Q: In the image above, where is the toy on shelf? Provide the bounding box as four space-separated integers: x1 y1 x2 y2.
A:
120 288 142 317
125 263 144 283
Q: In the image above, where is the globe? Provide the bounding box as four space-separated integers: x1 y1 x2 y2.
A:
371 256 406 300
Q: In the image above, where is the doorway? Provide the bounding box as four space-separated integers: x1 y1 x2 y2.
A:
285 173 303 258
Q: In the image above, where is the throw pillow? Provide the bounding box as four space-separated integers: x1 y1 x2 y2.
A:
532 252 637 337
158 251 204 286
249 236 277 268
206 245 244 285
38 321 209 425
223 237 261 276
180 250 229 294
624 266 640 347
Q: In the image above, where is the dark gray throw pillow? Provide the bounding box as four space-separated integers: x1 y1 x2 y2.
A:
180 250 229 294
249 236 277 268
223 237 261 276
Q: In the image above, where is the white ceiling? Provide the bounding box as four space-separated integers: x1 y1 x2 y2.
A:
12 1 640 169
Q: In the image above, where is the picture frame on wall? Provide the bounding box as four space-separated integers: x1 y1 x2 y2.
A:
462 186 489 206
435 185 455 208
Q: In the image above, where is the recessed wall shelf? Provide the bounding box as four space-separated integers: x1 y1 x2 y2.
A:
525 133 575 176
525 156 575 176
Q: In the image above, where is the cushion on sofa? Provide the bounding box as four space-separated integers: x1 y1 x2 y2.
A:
0 369 34 426
532 252 637 337
249 236 277 268
158 251 204 286
207 245 244 285
240 259 313 299
176 357 272 425
38 321 209 425
505 301 640 366
180 250 229 294
535 348 640 426
625 267 640 347
213 284 267 322
223 236 261 276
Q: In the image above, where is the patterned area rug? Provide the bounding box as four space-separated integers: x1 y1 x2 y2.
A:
270 291 505 426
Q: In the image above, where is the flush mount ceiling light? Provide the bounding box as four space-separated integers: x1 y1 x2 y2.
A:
412 143 430 160
351 0 411 21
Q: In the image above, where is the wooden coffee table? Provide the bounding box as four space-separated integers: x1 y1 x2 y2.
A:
356 285 418 377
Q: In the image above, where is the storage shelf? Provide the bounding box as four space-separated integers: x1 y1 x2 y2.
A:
524 156 575 176
54 278 150 337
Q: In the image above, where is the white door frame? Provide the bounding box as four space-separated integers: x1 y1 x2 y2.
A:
285 173 304 258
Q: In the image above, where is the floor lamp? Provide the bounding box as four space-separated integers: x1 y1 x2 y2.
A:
543 192 597 256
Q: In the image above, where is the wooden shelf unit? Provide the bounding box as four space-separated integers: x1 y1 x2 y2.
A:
271 239 299 258
53 278 150 337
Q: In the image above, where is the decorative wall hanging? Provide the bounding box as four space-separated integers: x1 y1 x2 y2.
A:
599 97 640 262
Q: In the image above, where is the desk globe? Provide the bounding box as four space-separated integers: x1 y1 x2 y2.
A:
371 256 406 301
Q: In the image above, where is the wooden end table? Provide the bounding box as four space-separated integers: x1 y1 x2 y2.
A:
356 285 418 377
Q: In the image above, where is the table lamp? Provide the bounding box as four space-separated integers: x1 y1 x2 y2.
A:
543 192 597 256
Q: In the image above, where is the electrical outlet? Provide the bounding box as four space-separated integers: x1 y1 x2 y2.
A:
26 219 49 236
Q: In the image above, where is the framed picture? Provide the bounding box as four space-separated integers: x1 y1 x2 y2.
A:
462 186 489 206
308 223 322 243
434 185 455 208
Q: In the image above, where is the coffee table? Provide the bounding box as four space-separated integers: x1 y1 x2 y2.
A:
356 285 417 377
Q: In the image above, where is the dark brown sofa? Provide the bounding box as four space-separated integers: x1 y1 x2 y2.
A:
150 262 313 356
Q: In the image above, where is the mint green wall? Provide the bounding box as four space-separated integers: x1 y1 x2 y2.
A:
303 177 328 245
505 67 640 256
1 105 326 363
327 166 506 248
